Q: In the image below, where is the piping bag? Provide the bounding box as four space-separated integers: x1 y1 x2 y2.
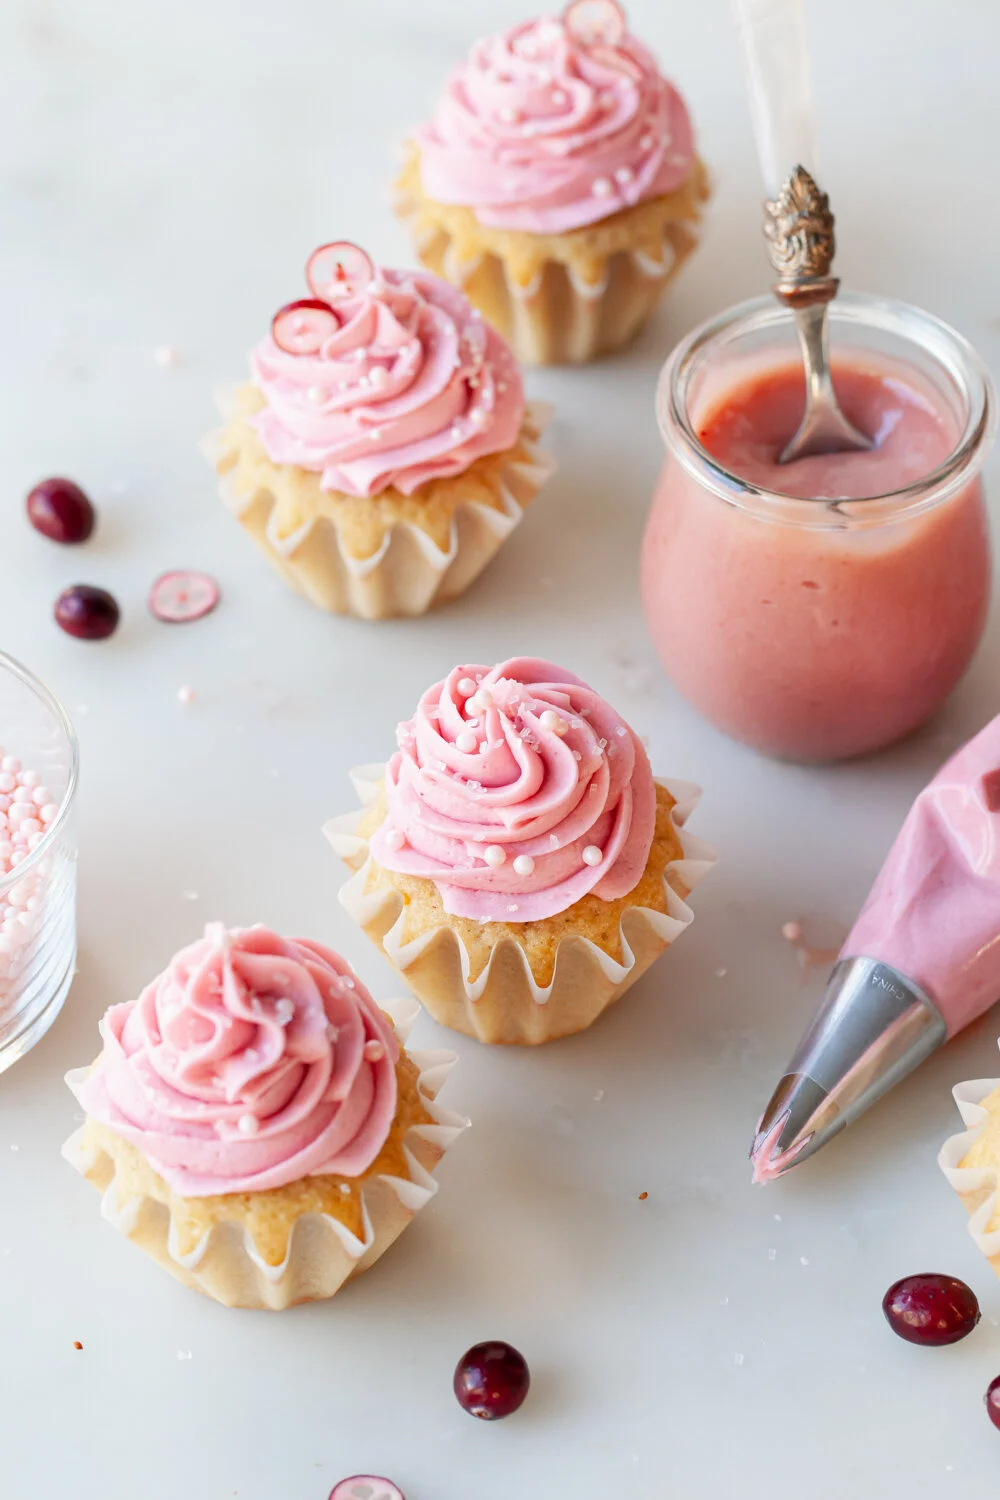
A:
751 715 1000 1182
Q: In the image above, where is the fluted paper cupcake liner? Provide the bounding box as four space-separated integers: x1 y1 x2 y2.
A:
62 999 468 1310
202 396 555 620
939 1073 1000 1278
396 158 710 366
324 765 715 1045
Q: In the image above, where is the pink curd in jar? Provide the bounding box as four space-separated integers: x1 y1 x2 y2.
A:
641 355 992 761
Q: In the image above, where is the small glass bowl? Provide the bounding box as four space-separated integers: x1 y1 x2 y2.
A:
0 653 78 1072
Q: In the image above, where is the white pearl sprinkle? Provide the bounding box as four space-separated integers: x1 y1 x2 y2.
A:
539 709 567 735
307 386 326 404
615 165 634 185
385 828 406 852
456 730 478 753
471 688 494 712
640 133 655 151
582 845 603 866
513 854 535 876
237 1115 259 1136
369 428 383 440
484 845 507 868
498 106 522 124
457 677 477 696
367 365 389 389
592 177 614 198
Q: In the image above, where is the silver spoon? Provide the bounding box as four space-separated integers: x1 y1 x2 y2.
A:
763 165 873 462
733 0 873 463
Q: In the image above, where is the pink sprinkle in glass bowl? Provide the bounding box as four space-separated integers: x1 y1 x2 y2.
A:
0 653 78 1072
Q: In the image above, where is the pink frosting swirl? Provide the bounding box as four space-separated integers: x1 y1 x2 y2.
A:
251 268 524 498
78 925 399 1197
414 8 695 234
369 657 657 922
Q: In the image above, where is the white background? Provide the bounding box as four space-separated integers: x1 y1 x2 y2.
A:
3 0 1000 1496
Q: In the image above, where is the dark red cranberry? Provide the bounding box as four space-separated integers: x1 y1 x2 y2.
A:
986 1376 1000 1432
882 1274 981 1347
453 1341 530 1421
54 585 120 641
27 478 95 544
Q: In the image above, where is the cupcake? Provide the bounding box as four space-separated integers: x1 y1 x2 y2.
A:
395 0 709 365
203 241 554 620
939 1061 1000 1281
326 657 714 1045
62 924 466 1309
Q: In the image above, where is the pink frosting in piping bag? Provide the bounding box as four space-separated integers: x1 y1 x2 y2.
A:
370 657 657 922
844 713 1000 1036
251 268 524 497
77 925 399 1196
414 6 695 234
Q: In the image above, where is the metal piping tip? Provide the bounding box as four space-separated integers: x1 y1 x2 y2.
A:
749 957 947 1183
750 1075 844 1183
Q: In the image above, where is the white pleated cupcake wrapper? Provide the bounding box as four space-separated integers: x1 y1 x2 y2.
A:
61 997 468 1310
324 765 715 1042
201 395 556 619
938 1071 1000 1271
396 182 702 366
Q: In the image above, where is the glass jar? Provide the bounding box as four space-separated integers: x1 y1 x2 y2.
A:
641 293 996 761
0 654 78 1072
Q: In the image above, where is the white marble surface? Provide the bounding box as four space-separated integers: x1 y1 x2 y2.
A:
3 1 1000 1496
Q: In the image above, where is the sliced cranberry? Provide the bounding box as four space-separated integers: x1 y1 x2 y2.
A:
306 242 375 302
27 478 95 544
271 298 340 356
328 1479 404 1500
54 585 120 641
986 1376 1000 1432
148 570 220 623
563 0 626 47
882 1274 981 1347
453 1341 530 1420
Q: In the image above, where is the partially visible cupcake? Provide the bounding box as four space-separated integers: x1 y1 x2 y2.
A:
203 241 554 619
326 657 714 1045
395 0 709 365
63 924 466 1309
939 1061 1000 1281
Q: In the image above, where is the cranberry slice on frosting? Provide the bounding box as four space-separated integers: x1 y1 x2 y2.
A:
306 242 375 303
271 298 341 356
563 0 626 46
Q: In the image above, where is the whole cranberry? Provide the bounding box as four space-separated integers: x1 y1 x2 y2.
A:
453 1341 530 1421
986 1376 1000 1432
54 585 120 641
27 478 95 544
882 1274 981 1347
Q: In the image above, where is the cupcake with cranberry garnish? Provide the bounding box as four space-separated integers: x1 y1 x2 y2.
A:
325 658 714 1045
395 0 709 366
939 1053 1000 1284
203 241 554 620
62 924 466 1309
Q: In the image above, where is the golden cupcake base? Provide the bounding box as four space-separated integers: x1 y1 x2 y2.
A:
203 387 554 620
396 151 710 365
325 767 715 1046
62 1001 467 1310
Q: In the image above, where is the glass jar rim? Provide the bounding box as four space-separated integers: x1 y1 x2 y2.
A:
656 291 997 528
0 652 79 896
